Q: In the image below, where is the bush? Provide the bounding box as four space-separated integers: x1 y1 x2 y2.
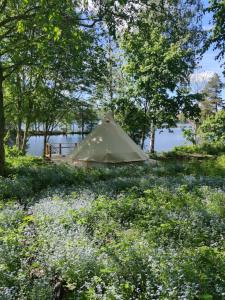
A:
5 145 23 158
174 143 225 155
1 155 225 203
199 110 225 143
2 157 91 201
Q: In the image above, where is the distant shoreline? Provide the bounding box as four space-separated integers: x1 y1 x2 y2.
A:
27 123 191 136
29 131 90 136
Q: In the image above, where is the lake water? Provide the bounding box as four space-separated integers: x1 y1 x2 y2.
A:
27 125 191 156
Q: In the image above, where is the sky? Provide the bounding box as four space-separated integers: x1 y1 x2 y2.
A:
194 0 225 98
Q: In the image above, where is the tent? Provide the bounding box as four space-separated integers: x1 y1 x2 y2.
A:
72 113 149 167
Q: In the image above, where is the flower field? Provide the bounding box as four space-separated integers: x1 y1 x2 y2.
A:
0 156 225 299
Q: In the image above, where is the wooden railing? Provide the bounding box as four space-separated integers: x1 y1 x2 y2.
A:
45 143 78 159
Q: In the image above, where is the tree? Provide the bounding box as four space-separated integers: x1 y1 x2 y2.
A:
207 0 225 75
121 0 204 152
4 65 43 153
201 73 224 118
113 88 150 147
90 31 125 117
182 128 198 145
71 101 98 138
0 0 106 174
4 27 104 156
0 0 61 173
199 110 225 143
0 0 206 170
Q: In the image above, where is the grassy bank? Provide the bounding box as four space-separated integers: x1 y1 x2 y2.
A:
0 149 225 299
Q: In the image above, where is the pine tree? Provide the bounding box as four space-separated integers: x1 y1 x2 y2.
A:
201 73 224 118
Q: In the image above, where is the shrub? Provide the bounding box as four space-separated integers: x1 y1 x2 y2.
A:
170 142 225 156
199 110 225 143
5 145 23 158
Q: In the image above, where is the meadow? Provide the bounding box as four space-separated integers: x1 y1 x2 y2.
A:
0 149 225 299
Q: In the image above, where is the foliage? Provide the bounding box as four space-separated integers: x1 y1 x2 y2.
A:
69 101 98 132
114 95 149 145
0 0 225 297
0 0 206 171
0 0 108 173
1 153 225 203
199 110 225 143
170 142 225 156
3 5 105 155
0 162 225 299
0 153 225 298
182 128 197 145
200 73 224 118
207 0 225 75
5 146 23 158
120 2 204 151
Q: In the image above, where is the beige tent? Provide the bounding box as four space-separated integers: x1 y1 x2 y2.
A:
72 113 149 167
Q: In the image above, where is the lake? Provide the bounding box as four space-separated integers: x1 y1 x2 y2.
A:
27 125 191 156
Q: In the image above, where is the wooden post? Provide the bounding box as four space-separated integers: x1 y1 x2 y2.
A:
46 143 48 157
59 143 62 155
49 145 52 159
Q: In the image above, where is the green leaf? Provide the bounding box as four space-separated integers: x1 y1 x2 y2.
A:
17 21 25 33
53 26 62 41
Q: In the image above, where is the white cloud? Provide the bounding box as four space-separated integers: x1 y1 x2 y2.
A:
190 71 215 83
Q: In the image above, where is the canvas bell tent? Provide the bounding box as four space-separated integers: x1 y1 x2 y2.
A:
72 113 149 167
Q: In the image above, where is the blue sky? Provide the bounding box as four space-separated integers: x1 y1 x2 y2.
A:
197 0 225 98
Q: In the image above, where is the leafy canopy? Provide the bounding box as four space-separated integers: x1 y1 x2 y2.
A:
199 110 225 143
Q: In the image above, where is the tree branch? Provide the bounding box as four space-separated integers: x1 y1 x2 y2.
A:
79 18 102 28
0 5 39 28
3 60 40 80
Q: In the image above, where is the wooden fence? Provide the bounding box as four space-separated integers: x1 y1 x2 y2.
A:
45 143 78 159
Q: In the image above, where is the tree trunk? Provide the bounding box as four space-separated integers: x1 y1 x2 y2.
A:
0 63 5 176
108 36 114 114
15 74 23 150
215 102 218 113
43 122 49 158
141 100 148 149
21 121 29 155
81 123 84 139
81 108 84 140
43 133 48 158
141 130 146 150
149 123 155 153
16 120 22 150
